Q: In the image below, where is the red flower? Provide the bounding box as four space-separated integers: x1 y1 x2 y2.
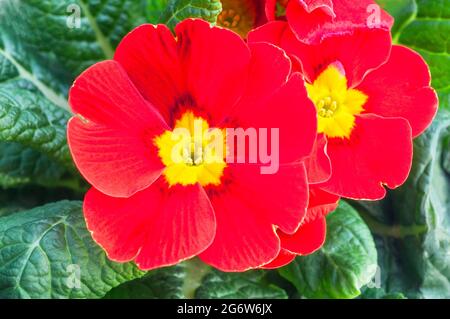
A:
216 0 267 38
262 187 340 269
67 19 318 271
265 0 393 43
249 22 438 200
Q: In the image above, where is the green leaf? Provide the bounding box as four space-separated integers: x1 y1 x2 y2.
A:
0 88 71 166
147 0 170 23
0 0 148 102
353 110 450 298
195 270 288 299
280 201 378 299
0 186 83 218
0 0 148 189
0 201 145 298
360 287 407 299
388 0 450 110
0 87 85 190
149 0 222 30
376 0 417 38
105 265 186 299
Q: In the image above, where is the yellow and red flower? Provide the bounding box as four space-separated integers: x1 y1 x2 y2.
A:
67 19 319 272
250 22 438 200
265 0 393 43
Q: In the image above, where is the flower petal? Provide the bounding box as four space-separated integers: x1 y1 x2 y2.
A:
174 19 251 126
304 187 339 223
200 162 308 271
320 114 413 200
84 181 216 270
68 119 164 197
248 21 290 47
229 72 317 164
68 60 168 197
357 45 438 138
249 22 391 87
114 24 184 123
261 249 296 269
281 27 392 87
304 133 332 184
279 215 327 255
286 0 393 44
69 60 167 131
278 187 337 255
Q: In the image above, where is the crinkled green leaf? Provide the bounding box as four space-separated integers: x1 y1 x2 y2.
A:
0 0 147 102
280 201 378 299
150 0 222 30
391 0 450 111
105 264 186 299
0 88 71 166
0 201 145 298
0 0 147 189
195 270 288 299
0 87 86 189
353 110 450 298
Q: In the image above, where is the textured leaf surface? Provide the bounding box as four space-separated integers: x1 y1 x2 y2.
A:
105 265 186 299
148 0 222 29
353 111 450 298
0 201 144 298
196 270 288 299
391 0 450 111
280 201 378 299
0 0 147 101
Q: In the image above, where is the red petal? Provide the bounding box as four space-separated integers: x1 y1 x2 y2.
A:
271 187 338 262
174 19 251 126
68 61 168 197
69 60 167 131
287 0 393 44
357 45 438 138
248 21 290 46
261 249 296 269
229 72 317 164
320 114 413 200
68 119 164 197
200 162 309 271
235 42 292 114
280 27 392 87
279 215 327 255
84 181 215 270
304 134 332 184
286 0 334 43
114 24 184 123
304 186 339 223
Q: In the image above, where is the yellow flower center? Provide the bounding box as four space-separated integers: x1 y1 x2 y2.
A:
154 111 227 187
306 65 368 139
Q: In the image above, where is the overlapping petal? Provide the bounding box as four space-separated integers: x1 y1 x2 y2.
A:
200 163 308 271
84 181 216 270
68 60 168 197
262 188 339 268
286 0 393 44
320 115 413 200
357 45 438 137
249 21 392 87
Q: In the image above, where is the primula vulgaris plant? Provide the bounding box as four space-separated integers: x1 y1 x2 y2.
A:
0 0 447 300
